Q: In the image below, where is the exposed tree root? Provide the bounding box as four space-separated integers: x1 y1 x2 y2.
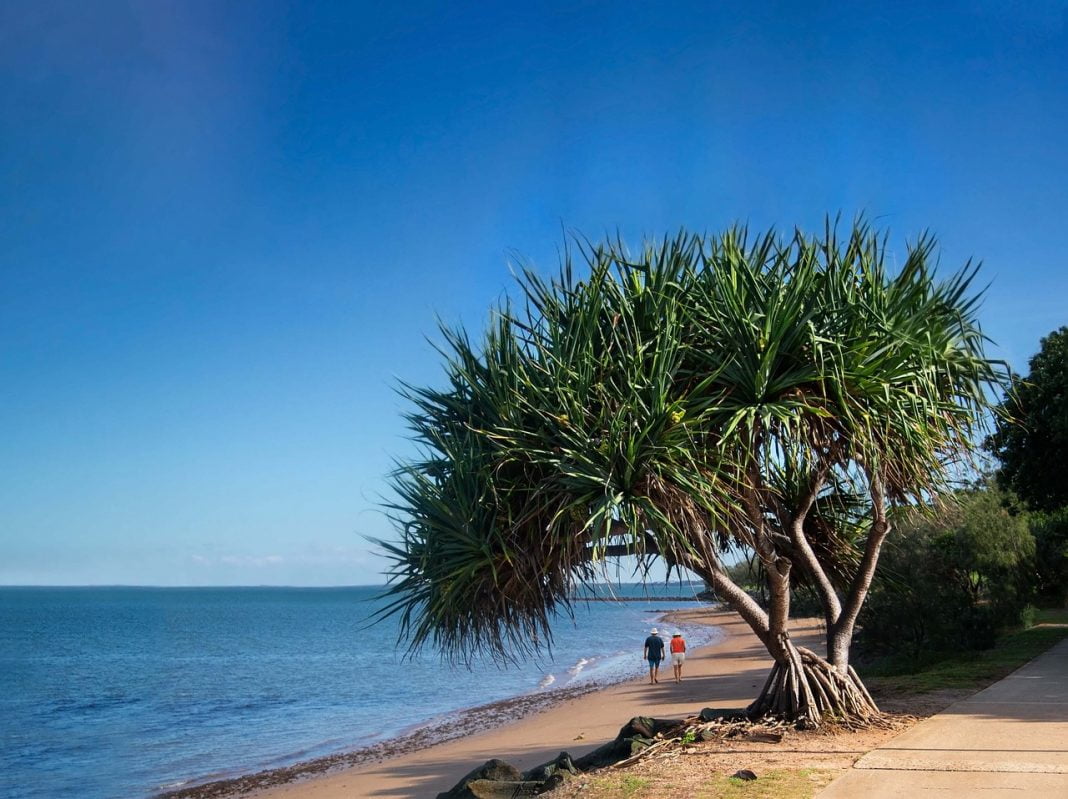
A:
746 645 881 729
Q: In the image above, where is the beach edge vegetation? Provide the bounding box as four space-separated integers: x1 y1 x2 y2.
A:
377 219 1006 727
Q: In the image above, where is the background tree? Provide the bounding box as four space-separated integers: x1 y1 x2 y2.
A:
989 327 1068 512
858 484 1035 661
379 221 1003 727
1027 508 1068 605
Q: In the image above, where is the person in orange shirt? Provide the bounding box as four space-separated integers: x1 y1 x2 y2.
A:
669 632 687 683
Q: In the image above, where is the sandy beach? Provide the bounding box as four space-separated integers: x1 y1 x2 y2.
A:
210 609 824 799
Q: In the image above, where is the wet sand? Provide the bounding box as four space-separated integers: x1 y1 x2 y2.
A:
181 609 822 799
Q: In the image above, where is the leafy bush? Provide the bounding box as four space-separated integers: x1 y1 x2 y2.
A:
1020 604 1038 628
857 485 1035 661
1029 507 1068 605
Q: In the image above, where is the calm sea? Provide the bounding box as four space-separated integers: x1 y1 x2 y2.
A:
0 584 720 799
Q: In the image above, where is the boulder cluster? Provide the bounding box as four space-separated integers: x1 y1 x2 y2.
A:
435 716 682 798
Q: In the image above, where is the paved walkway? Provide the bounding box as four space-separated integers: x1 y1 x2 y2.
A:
819 637 1068 798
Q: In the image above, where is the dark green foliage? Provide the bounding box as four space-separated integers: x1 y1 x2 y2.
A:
858 486 1036 660
988 326 1068 605
860 624 1068 692
990 326 1068 512
378 220 1002 665
1029 507 1068 604
859 526 990 658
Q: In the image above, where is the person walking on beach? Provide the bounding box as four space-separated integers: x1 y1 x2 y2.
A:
643 628 665 684
669 632 687 683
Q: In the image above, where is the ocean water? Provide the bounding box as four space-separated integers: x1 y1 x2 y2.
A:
0 584 721 799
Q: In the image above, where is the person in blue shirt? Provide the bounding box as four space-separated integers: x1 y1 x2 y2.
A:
643 627 666 684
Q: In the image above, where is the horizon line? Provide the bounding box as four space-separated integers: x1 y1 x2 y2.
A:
0 579 706 590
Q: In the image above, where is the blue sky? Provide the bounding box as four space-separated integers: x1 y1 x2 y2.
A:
1 1 1066 586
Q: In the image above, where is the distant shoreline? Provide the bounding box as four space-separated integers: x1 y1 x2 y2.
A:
157 681 609 799
236 606 769 799
157 604 724 799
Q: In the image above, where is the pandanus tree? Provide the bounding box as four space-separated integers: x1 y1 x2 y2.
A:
378 221 1003 727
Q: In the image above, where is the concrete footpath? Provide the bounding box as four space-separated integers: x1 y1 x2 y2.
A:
819 637 1068 798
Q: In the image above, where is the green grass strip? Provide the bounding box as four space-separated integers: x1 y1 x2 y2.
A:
859 624 1068 694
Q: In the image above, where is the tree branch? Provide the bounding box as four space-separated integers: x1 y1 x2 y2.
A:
582 510 776 648
742 458 777 567
591 522 659 559
681 551 771 647
581 520 772 647
787 464 843 624
834 472 891 641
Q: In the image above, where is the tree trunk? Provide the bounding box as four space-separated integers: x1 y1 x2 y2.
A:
827 626 853 670
682 540 882 728
747 636 879 728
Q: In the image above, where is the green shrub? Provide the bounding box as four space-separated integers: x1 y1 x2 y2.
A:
1029 508 1068 605
1020 604 1038 628
857 485 1035 661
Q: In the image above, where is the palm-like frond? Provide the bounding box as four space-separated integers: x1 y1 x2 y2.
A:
377 219 1004 662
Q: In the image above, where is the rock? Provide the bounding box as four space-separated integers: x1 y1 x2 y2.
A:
628 736 654 755
626 716 656 739
698 707 745 722
435 759 522 799
522 751 578 782
572 713 687 769
439 752 580 798
539 772 570 793
573 738 627 771
572 718 682 770
467 779 545 798
620 716 682 738
731 769 758 781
